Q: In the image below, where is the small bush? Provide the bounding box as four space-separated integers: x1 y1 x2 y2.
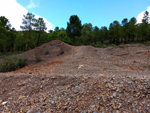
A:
45 49 49 55
96 44 101 48
0 57 28 72
144 41 150 45
103 40 110 45
101 44 107 48
0 51 24 59
18 57 28 68
110 53 114 55
34 51 41 62
119 43 124 46
111 44 116 46
89 43 95 46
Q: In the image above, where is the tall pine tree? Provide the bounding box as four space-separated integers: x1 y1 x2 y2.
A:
66 15 82 43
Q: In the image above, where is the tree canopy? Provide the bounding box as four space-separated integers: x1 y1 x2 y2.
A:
66 15 82 43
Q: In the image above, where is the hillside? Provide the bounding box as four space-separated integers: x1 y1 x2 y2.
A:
12 40 150 74
0 40 150 112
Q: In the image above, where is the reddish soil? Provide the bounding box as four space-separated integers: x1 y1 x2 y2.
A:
0 40 150 112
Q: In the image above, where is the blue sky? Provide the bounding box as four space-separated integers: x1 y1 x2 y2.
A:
0 0 150 31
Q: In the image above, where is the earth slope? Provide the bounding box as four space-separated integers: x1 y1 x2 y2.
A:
0 40 150 112
12 40 150 74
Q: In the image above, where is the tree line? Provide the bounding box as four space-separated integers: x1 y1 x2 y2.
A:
0 11 150 52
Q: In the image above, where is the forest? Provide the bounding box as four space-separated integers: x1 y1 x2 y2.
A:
0 11 150 52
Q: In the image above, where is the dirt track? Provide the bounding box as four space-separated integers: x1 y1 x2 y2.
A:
0 40 150 112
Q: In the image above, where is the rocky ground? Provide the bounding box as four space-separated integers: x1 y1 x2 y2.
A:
0 40 150 113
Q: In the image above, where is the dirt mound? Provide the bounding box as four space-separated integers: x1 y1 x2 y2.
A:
16 40 74 63
9 42 149 74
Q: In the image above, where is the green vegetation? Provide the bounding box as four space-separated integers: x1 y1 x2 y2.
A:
0 11 149 72
34 51 41 62
0 11 150 53
45 49 49 55
110 53 114 55
66 15 82 43
0 51 24 59
0 57 28 72
101 44 107 48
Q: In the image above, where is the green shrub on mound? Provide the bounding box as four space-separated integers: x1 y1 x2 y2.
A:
34 51 41 62
45 49 49 55
0 57 28 72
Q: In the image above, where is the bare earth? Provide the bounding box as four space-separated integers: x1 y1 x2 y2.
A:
0 40 150 113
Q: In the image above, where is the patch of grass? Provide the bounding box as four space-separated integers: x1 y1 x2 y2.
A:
103 40 110 45
45 49 49 55
89 43 95 46
0 57 28 72
18 57 28 68
96 44 101 48
0 51 24 59
101 44 107 48
144 41 150 45
110 53 114 55
34 51 41 62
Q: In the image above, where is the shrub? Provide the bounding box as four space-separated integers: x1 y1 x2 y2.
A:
110 53 114 55
18 57 28 68
101 44 107 48
144 41 150 45
110 44 116 46
89 43 95 46
45 49 49 55
0 51 24 59
0 57 28 72
119 43 124 46
34 51 41 62
96 44 101 48
103 40 110 45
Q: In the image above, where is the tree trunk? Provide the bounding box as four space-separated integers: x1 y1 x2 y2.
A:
27 28 31 50
136 36 138 42
27 33 30 50
121 37 123 43
37 32 41 47
83 36 86 45
125 36 127 44
127 36 130 43
146 31 148 42
133 35 134 42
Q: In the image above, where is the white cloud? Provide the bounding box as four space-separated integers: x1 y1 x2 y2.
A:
35 15 54 32
0 0 28 30
27 0 39 9
136 6 150 24
0 0 53 31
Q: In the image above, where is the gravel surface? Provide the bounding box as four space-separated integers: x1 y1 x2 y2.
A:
0 40 150 112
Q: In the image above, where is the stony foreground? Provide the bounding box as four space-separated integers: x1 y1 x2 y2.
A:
0 41 150 112
0 72 150 113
